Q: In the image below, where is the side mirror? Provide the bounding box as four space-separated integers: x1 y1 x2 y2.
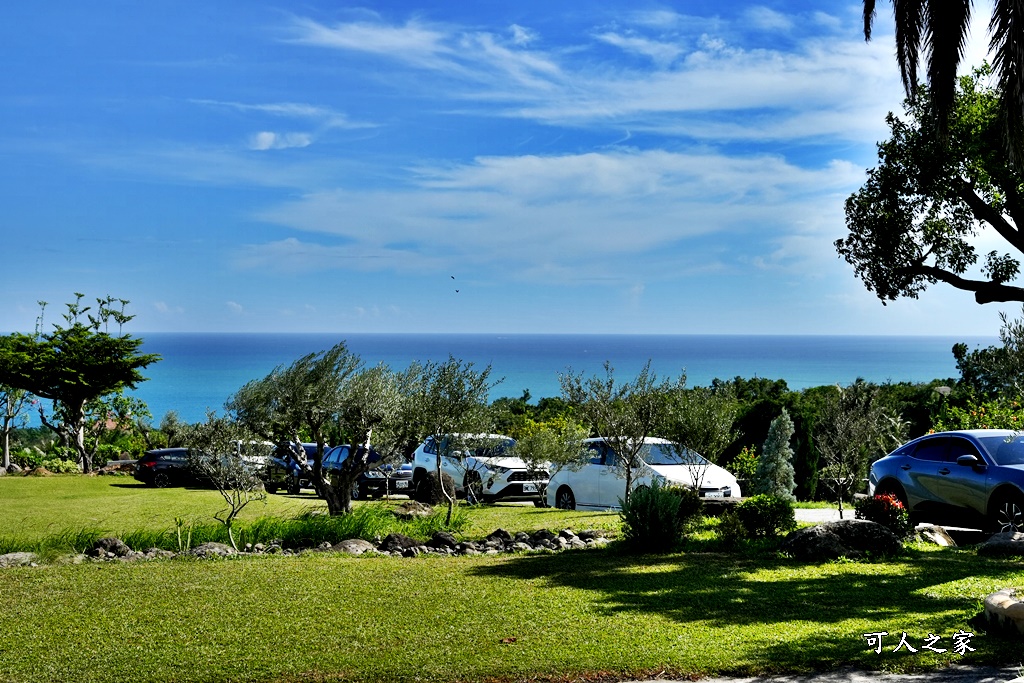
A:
956 454 984 468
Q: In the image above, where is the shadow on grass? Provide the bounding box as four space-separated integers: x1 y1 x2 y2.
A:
469 547 1024 672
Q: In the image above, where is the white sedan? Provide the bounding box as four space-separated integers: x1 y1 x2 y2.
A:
546 437 741 510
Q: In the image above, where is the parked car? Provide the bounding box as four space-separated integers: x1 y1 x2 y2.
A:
411 434 547 504
134 448 198 488
321 444 392 499
868 429 1024 532
262 443 319 494
545 437 742 510
354 462 415 499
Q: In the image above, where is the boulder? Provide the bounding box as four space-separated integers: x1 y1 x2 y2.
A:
982 588 1024 637
189 542 236 558
94 537 132 557
781 519 903 561
392 500 433 521
915 524 956 547
0 552 38 567
412 471 456 506
487 529 513 545
427 531 458 550
7 464 23 474
979 532 1024 557
379 533 420 553
331 538 376 555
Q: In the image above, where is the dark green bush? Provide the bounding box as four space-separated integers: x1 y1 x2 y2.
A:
619 482 703 553
735 494 796 537
855 493 914 539
716 509 746 548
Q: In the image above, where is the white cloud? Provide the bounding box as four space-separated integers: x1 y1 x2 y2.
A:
594 31 683 67
509 24 535 46
249 131 312 151
743 7 794 32
226 301 244 314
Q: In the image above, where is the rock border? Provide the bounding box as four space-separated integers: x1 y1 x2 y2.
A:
0 528 611 567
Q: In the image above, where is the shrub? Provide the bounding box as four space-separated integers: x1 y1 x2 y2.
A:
717 509 746 548
619 482 702 553
39 458 81 474
730 446 759 482
12 447 45 469
855 493 914 539
735 494 797 537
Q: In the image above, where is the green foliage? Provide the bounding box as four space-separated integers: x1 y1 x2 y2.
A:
855 494 914 539
837 67 1024 306
752 409 796 501
12 446 45 469
735 494 797 538
716 509 746 547
39 458 80 474
618 482 703 553
932 397 1024 431
730 445 759 481
0 295 159 472
508 417 590 484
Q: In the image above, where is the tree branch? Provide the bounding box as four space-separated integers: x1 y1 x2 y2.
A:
956 181 1024 255
903 264 1024 303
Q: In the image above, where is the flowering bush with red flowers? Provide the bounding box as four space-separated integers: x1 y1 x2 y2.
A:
855 493 914 539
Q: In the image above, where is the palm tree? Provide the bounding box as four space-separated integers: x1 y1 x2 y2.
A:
863 0 1024 160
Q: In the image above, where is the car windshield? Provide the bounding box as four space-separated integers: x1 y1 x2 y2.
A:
978 434 1024 466
642 443 708 466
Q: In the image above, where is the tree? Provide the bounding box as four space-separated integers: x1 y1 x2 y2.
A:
410 357 498 524
559 361 670 506
752 409 797 502
507 417 590 503
184 413 266 551
1 385 31 470
0 295 160 472
838 68 1024 306
953 305 1024 397
659 383 740 491
862 1 1024 164
813 381 890 518
226 342 362 516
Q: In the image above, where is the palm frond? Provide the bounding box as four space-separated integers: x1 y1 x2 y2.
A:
990 0 1024 165
864 0 878 39
924 0 971 131
893 0 926 96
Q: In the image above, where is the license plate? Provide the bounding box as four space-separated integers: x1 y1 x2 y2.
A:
704 491 723 498
396 480 409 489
522 483 537 493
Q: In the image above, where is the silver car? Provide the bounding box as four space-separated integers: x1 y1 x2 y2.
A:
868 429 1024 532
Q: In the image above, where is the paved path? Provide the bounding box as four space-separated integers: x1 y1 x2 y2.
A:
794 506 844 523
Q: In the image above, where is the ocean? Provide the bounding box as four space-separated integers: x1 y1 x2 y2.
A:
125 333 996 424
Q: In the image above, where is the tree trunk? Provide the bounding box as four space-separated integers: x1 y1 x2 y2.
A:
70 400 90 473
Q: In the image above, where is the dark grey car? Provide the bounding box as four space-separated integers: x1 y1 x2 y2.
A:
868 429 1024 532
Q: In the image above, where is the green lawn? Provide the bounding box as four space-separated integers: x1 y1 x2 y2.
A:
0 476 1021 683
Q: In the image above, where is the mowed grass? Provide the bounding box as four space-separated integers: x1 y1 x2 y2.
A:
1 476 1022 682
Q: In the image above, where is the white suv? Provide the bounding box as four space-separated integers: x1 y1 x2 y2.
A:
411 433 547 505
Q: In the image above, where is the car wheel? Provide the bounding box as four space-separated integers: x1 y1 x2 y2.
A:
153 472 171 488
264 484 278 495
287 477 300 496
464 473 484 504
991 490 1024 533
555 486 576 510
351 480 361 501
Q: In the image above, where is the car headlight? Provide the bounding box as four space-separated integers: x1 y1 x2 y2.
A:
488 465 511 476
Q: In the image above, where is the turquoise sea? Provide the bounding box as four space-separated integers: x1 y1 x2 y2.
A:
128 333 996 424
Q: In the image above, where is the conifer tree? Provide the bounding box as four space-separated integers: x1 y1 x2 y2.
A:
753 409 796 501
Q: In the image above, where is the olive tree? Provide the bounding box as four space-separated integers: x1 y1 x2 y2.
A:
559 361 670 505
184 413 266 551
659 383 740 492
410 356 498 524
226 342 361 516
0 295 160 472
507 417 590 504
813 381 890 518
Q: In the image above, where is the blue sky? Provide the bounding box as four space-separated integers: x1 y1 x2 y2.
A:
0 1 1013 335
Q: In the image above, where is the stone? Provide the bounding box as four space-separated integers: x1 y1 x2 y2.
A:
513 531 532 544
781 519 903 562
558 529 577 540
427 531 458 550
531 529 557 543
487 528 513 544
979 532 1024 557
915 524 956 547
189 542 236 558
0 552 38 567
392 500 434 521
330 538 375 555
983 588 1024 637
7 464 23 474
93 537 131 557
379 533 420 553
